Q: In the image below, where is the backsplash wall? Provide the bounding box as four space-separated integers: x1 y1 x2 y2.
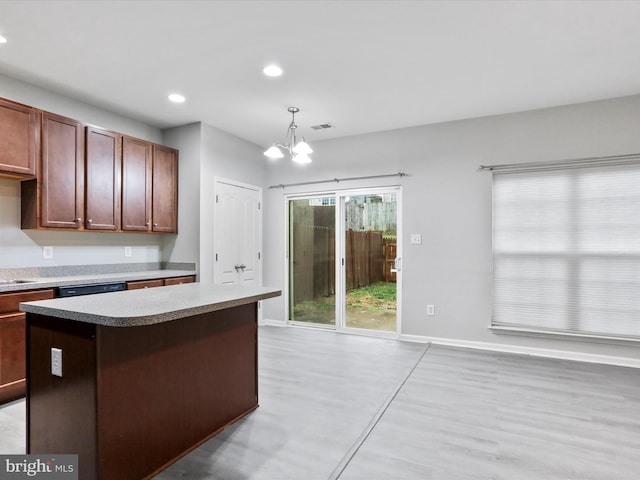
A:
0 178 165 268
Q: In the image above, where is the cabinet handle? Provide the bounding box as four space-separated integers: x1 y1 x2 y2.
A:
87 219 93 224
75 218 82 222
153 223 158 228
145 222 150 226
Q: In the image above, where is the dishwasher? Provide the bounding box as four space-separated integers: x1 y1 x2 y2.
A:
56 282 127 298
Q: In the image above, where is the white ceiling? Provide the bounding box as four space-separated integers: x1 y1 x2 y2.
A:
2 1 640 148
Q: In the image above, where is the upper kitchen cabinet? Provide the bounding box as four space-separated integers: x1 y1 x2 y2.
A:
122 136 152 232
85 127 121 231
14 96 179 234
0 98 38 179
151 145 178 233
22 112 85 230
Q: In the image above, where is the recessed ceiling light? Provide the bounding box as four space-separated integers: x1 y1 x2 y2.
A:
263 65 283 77
168 93 186 103
0 34 7 44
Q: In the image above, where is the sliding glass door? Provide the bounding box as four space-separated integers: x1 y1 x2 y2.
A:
288 196 336 326
342 192 398 332
287 188 401 335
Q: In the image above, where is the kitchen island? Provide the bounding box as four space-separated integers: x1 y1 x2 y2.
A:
20 283 281 480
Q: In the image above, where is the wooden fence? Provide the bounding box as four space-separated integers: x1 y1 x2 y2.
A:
292 225 396 304
345 201 397 233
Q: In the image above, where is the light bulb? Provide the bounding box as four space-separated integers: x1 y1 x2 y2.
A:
292 138 313 155
293 152 312 164
264 144 284 159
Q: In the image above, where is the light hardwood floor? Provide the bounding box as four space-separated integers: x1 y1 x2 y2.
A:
1 326 639 479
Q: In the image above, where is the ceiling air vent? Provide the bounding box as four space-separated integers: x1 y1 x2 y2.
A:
311 123 334 130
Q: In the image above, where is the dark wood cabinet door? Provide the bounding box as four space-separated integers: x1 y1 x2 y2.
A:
152 145 178 233
126 279 165 290
0 312 26 386
122 136 152 231
40 112 85 228
86 127 121 230
163 275 196 286
0 289 54 404
0 98 38 178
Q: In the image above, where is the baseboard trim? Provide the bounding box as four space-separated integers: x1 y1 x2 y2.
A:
259 318 287 327
398 334 640 369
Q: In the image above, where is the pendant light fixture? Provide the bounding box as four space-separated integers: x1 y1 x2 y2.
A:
264 107 312 164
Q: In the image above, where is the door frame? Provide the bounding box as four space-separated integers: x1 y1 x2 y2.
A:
284 186 402 338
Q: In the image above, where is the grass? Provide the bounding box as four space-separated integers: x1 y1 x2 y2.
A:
346 282 396 311
293 282 396 320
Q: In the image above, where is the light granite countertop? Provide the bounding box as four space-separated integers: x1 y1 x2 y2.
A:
20 283 281 327
0 269 196 293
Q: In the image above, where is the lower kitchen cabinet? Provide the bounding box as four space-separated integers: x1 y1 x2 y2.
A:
126 279 165 290
0 289 54 404
126 275 196 290
163 275 196 286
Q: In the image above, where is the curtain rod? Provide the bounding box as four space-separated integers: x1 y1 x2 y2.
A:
479 153 640 172
268 172 408 190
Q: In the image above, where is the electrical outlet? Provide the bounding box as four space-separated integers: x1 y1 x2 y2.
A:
410 234 422 245
51 348 62 377
124 246 132 257
43 246 54 259
427 305 435 316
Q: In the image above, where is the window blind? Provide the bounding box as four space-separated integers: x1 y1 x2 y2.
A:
492 161 640 339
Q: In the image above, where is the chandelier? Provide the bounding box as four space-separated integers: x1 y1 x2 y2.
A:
263 107 312 164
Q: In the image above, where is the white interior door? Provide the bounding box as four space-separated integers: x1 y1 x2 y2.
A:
214 179 262 285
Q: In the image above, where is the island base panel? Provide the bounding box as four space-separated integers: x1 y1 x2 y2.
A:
27 303 258 480
27 317 98 478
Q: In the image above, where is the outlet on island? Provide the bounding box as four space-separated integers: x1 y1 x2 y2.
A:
51 347 62 377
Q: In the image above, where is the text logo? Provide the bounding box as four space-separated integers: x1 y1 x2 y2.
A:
0 456 77 480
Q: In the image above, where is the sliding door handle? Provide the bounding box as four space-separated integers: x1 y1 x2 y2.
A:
393 257 401 272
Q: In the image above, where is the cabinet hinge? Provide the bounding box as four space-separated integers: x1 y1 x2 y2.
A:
216 195 219 203
215 253 218 261
258 202 261 210
258 252 261 260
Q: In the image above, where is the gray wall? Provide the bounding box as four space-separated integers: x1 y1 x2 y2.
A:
262 94 640 361
160 123 203 268
0 74 166 268
162 122 266 283
3 71 639 361
0 74 162 143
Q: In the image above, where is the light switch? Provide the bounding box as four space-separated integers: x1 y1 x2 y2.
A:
43 246 54 259
410 234 422 245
